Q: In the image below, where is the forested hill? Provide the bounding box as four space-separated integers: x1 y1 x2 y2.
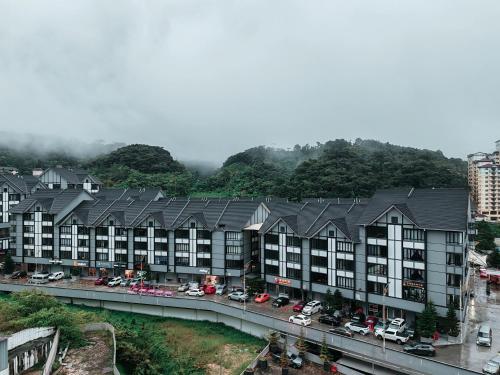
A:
201 139 467 198
0 139 467 199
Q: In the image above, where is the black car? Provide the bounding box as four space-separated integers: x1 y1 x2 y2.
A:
350 313 366 323
272 296 290 307
403 343 436 357
329 327 354 338
10 270 27 279
318 314 341 326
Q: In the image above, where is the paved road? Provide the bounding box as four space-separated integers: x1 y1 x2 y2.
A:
438 271 500 371
2 274 498 373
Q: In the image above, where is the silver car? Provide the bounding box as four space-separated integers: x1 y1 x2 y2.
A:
215 284 227 295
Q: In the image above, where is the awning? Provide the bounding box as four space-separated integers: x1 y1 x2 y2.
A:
243 223 263 231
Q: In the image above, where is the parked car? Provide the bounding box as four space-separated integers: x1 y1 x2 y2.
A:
477 325 493 347
186 288 205 297
287 352 303 369
120 278 132 287
374 321 390 336
108 277 123 287
389 318 406 332
329 327 354 338
215 284 227 295
48 271 64 281
289 314 312 326
94 276 109 285
376 328 411 344
365 315 379 326
202 284 217 294
254 293 270 303
228 291 249 302
272 296 290 308
403 343 436 357
130 278 144 287
345 322 370 335
177 283 190 292
350 313 366 323
188 281 199 290
10 270 27 279
292 301 306 312
480 268 488 278
301 300 323 315
318 314 341 327
483 355 500 375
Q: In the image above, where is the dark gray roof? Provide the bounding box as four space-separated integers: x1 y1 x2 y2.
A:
94 188 163 201
10 190 89 214
357 188 469 231
0 174 45 194
46 167 103 185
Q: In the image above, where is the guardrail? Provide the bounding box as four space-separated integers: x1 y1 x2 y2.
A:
0 282 481 375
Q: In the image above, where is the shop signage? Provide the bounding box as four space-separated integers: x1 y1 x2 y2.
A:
274 277 291 286
403 280 424 289
72 261 88 267
96 261 112 268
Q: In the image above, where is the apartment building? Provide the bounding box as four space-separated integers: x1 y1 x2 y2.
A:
468 140 500 222
38 167 103 193
8 188 471 322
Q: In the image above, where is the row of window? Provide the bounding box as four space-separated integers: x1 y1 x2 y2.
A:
366 225 463 244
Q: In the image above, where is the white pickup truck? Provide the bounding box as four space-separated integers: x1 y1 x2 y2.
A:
375 328 411 345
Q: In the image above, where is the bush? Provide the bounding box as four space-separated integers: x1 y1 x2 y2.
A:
417 301 438 338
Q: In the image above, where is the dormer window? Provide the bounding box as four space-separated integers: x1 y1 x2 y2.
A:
109 220 114 226
391 216 399 224
280 226 285 233
35 206 41 211
190 222 196 228
149 221 153 227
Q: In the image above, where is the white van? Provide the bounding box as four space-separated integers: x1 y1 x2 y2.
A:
28 273 50 284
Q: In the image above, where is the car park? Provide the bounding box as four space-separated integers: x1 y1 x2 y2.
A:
254 293 270 303
403 343 436 357
120 278 132 287
477 325 493 347
272 296 289 308
318 314 341 327
94 276 108 285
186 288 205 297
483 355 500 375
108 277 123 287
228 291 249 302
289 314 312 326
376 328 410 344
345 321 370 335
177 283 190 292
301 300 323 315
329 327 354 338
215 284 227 295
10 270 27 279
48 271 64 281
292 301 306 312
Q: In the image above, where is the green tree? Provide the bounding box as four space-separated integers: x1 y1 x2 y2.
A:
487 250 500 268
333 289 343 311
324 289 335 313
445 304 460 337
295 327 308 359
417 301 438 338
319 334 330 363
267 330 280 353
476 221 496 252
4 253 14 274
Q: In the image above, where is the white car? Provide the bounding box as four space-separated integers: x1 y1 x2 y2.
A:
186 288 205 297
108 277 123 287
301 300 323 316
289 314 312 326
483 355 500 375
389 318 406 332
48 271 64 281
345 322 370 335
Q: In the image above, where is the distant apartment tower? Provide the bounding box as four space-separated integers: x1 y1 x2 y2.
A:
468 140 500 221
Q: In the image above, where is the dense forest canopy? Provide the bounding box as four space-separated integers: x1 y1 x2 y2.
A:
0 138 467 199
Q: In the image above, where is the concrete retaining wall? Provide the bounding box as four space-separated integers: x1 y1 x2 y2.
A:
81 323 119 375
0 283 481 375
42 329 59 375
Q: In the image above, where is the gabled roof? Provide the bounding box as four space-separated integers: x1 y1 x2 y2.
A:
0 174 46 194
10 190 93 215
357 188 469 231
94 188 164 201
41 167 103 185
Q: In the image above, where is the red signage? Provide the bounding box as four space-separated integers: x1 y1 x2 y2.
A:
274 277 291 286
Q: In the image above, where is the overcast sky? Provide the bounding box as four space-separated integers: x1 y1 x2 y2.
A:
0 1 499 163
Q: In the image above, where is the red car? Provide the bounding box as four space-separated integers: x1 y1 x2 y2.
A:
254 293 270 303
203 285 217 294
292 301 306 312
94 276 108 285
365 316 379 325
480 268 488 278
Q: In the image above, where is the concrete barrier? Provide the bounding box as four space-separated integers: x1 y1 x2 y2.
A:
0 283 481 375
7 327 55 351
42 329 59 375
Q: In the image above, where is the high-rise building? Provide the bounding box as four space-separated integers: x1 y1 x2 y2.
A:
468 140 500 222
